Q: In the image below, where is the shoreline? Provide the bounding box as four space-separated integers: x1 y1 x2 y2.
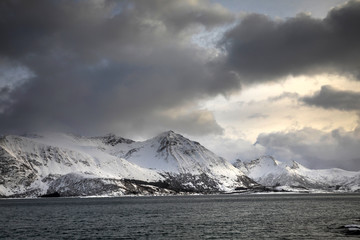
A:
1 191 359 200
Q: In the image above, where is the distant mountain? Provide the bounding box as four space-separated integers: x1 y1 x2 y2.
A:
0 131 258 198
234 156 360 192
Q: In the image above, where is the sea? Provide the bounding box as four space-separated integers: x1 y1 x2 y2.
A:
0 193 359 239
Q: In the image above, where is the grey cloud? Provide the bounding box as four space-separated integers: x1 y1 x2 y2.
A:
302 85 360 111
0 0 235 136
0 0 234 59
255 127 360 170
132 0 235 32
0 86 12 113
248 113 269 119
220 0 360 82
268 92 300 102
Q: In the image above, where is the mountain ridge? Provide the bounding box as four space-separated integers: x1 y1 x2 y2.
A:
0 131 258 197
1 131 359 197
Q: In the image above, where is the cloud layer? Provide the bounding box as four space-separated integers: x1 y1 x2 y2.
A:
221 0 360 82
0 0 236 136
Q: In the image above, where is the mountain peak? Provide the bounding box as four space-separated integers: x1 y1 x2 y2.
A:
290 160 301 169
155 130 187 143
158 130 178 138
256 155 279 166
99 133 134 146
154 131 189 153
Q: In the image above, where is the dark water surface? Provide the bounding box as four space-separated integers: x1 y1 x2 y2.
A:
1 194 359 239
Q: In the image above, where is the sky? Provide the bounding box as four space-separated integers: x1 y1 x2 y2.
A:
1 0 360 170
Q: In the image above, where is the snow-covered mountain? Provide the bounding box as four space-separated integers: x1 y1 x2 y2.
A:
0 131 257 197
0 133 164 197
234 156 360 192
114 131 257 192
5 130 358 197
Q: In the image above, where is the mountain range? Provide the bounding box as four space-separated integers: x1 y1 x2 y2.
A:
0 131 359 197
234 156 360 193
0 131 258 197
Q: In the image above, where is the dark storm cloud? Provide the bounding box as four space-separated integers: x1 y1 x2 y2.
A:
302 85 360 111
0 0 234 58
0 0 235 136
255 127 360 170
220 0 360 82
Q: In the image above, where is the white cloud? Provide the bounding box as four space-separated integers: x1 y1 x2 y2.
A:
200 74 359 142
190 133 265 162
